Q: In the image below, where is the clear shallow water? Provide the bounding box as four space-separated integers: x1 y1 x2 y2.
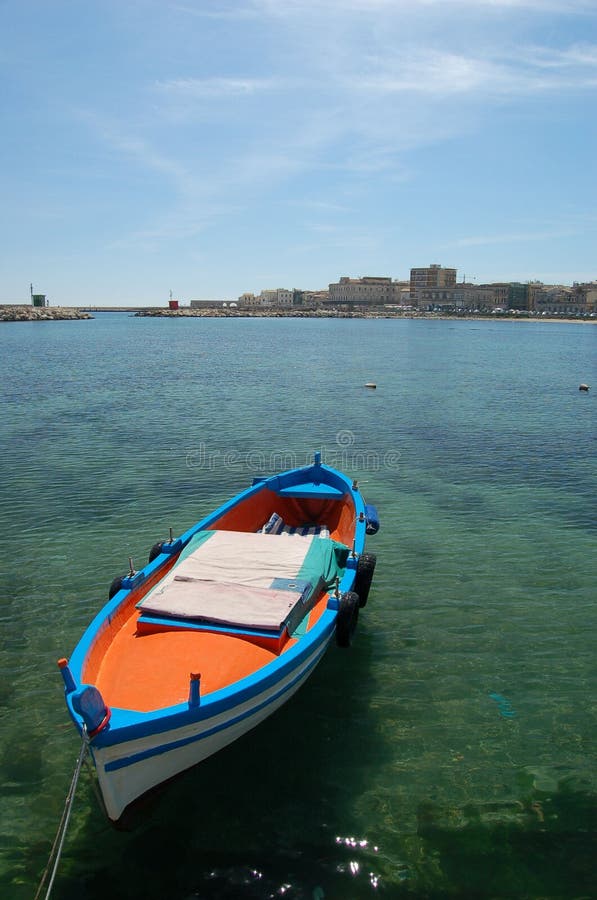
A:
0 315 595 899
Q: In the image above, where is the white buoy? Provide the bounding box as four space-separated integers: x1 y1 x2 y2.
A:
364 382 377 389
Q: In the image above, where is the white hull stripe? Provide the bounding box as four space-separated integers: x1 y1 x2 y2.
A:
103 639 328 773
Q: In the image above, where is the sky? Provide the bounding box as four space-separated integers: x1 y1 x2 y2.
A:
1 0 596 306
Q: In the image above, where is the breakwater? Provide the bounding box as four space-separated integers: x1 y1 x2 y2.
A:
136 306 597 324
2 304 593 322
0 305 92 322
135 306 595 322
137 306 383 319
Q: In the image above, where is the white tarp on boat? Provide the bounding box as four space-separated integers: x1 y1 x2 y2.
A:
137 530 324 630
139 577 307 630
169 530 314 588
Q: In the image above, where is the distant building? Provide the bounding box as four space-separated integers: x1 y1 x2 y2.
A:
416 280 540 313
238 292 261 307
233 272 595 316
505 282 530 310
292 289 328 306
303 289 329 306
260 289 293 307
582 282 597 314
238 288 294 307
410 264 457 308
533 282 595 316
189 298 229 308
328 276 407 306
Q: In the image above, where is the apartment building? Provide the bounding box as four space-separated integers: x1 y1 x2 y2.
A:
238 292 261 307
238 288 293 307
259 289 293 306
328 276 407 305
301 290 329 306
409 264 457 308
582 282 597 313
533 282 596 316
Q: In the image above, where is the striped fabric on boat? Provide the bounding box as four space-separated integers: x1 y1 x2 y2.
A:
260 512 330 539
261 512 285 535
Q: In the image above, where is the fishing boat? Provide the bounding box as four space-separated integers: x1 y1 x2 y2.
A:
58 453 379 823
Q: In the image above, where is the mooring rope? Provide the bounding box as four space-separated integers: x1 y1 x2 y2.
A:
34 730 89 900
83 752 106 814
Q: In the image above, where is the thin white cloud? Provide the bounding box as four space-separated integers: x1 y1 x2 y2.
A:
435 0 592 8
524 43 597 68
252 0 595 13
451 229 579 247
462 0 593 8
106 202 240 251
353 46 597 98
294 199 352 213
357 53 497 96
170 3 260 18
156 77 280 97
77 111 190 183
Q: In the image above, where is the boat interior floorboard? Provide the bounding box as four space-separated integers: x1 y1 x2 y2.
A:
93 615 278 713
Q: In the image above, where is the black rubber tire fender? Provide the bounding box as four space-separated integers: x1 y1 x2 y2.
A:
336 590 359 648
148 541 166 564
108 575 126 600
354 552 377 608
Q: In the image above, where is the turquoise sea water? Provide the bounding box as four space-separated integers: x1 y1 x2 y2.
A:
0 314 595 899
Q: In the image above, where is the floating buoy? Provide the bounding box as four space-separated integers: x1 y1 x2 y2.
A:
364 383 377 389
579 383 590 392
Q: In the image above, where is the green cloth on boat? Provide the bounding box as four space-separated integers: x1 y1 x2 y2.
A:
178 529 214 562
296 535 349 591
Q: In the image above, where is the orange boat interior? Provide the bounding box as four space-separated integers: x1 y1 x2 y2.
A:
83 489 354 713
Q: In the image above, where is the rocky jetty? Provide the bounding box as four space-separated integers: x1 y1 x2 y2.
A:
135 306 387 319
135 306 596 323
0 306 93 322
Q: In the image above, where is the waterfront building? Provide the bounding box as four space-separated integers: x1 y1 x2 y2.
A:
238 292 261 307
236 289 292 307
533 282 595 316
506 282 531 310
582 282 597 313
189 298 229 308
300 289 329 306
259 289 289 306
476 286 506 311
409 264 457 308
328 276 407 306
231 273 595 317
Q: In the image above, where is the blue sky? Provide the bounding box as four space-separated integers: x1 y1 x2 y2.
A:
1 0 596 306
